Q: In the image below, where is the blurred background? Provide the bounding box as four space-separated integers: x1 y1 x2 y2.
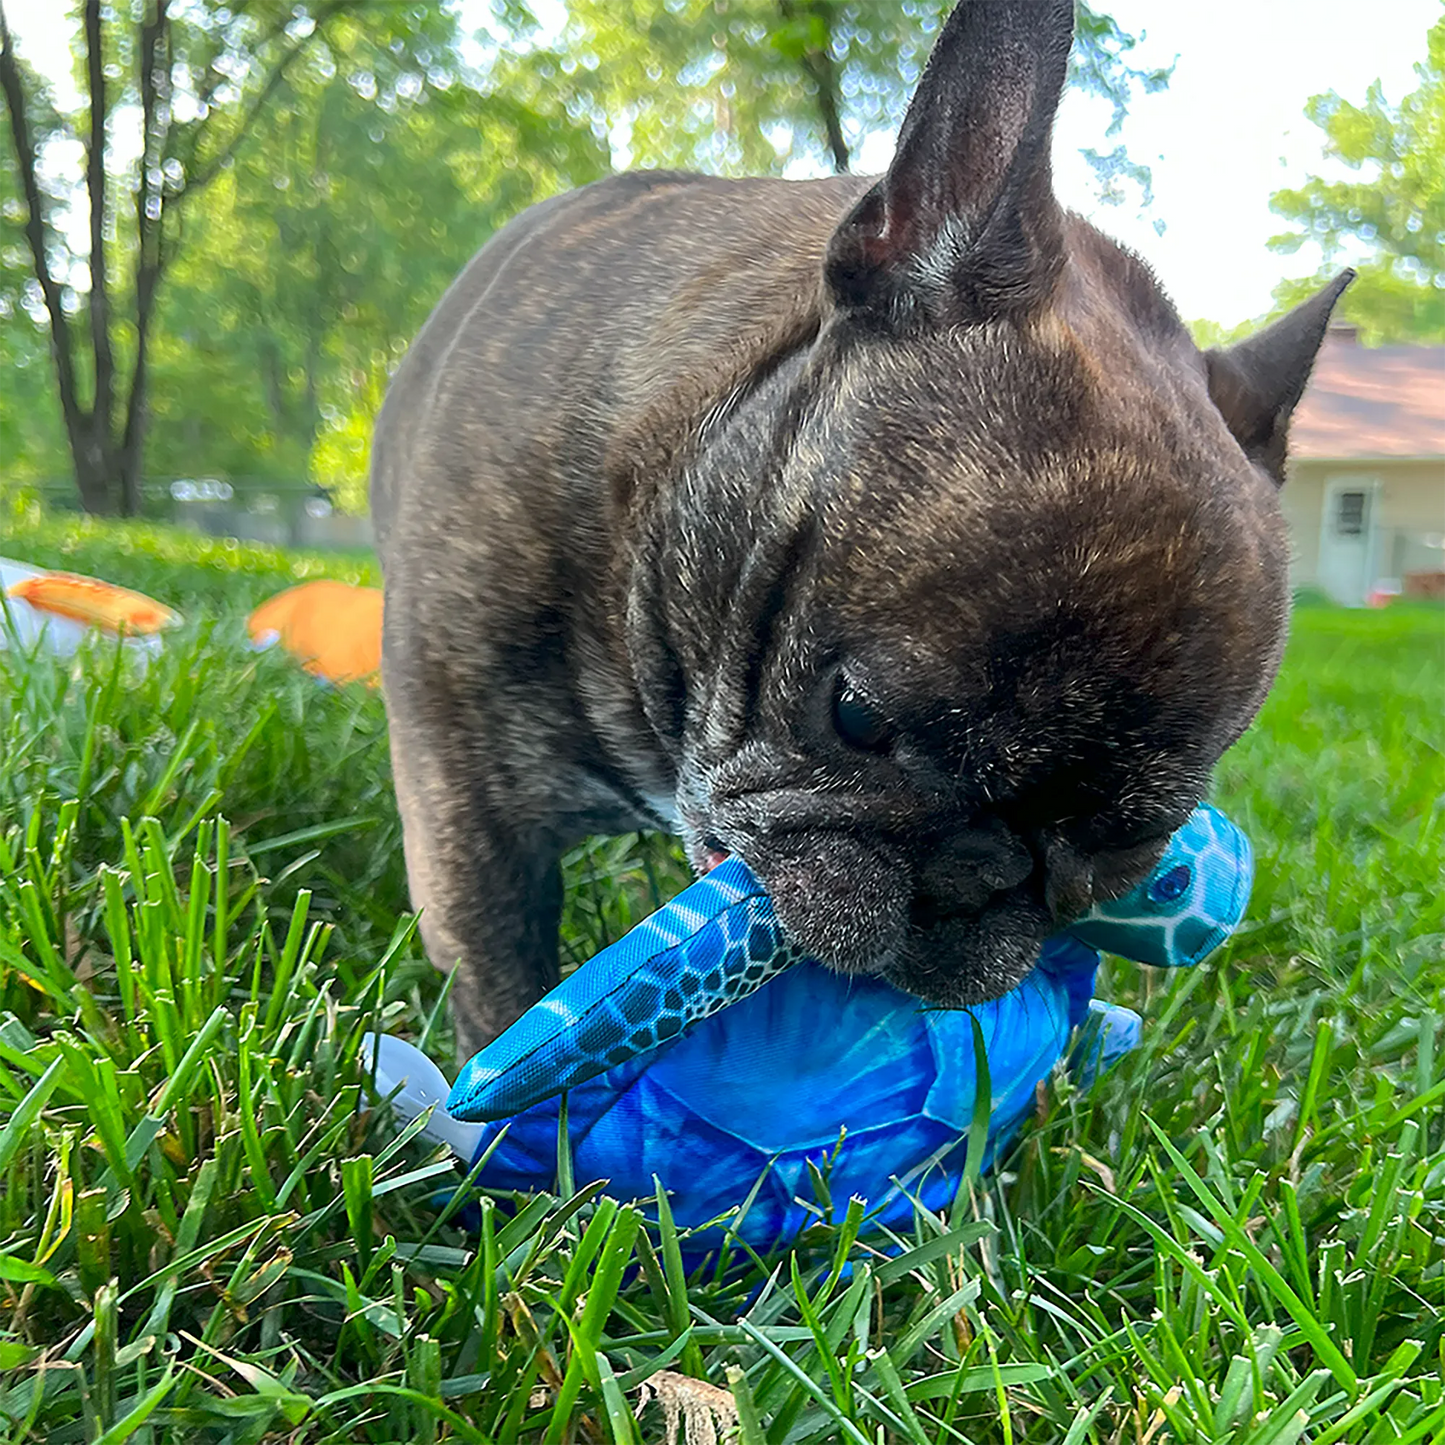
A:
1 0 1441 580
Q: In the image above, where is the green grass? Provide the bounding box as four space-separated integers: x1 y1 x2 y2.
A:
0 518 1442 1443
2 495 380 614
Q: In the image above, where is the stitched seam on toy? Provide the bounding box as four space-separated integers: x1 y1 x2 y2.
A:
1180 824 1251 969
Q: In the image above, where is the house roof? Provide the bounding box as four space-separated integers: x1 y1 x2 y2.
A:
1290 333 1445 460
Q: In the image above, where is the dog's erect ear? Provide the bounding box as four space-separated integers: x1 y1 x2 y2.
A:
1205 271 1354 485
825 0 1074 325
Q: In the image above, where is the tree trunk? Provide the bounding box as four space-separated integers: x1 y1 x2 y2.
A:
803 43 849 174
118 266 159 519
68 423 119 515
84 0 117 442
779 0 850 174
118 437 145 518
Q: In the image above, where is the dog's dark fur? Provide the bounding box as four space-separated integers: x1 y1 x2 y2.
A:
371 0 1348 1054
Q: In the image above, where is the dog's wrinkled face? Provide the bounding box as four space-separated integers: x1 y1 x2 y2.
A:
651 315 1291 1005
627 0 1347 1008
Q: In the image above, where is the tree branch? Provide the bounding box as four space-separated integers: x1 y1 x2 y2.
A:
181 0 358 200
780 0 850 174
182 1 296 168
84 0 115 435
0 0 87 442
135 0 169 280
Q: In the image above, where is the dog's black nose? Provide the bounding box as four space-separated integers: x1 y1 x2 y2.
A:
915 823 1034 916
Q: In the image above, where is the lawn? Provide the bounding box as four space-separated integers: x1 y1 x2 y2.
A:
1 510 1442 1444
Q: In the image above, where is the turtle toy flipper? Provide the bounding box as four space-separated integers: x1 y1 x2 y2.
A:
447 858 801 1122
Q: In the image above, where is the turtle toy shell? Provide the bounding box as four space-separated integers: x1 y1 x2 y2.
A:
366 804 1251 1257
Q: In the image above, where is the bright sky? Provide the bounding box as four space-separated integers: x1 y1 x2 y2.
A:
6 0 1437 328
1047 0 1439 326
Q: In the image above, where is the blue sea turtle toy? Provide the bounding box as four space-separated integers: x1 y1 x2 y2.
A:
365 803 1250 1255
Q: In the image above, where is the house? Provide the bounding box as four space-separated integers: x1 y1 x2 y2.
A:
1280 327 1445 605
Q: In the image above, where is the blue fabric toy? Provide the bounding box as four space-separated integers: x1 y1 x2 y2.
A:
365 804 1250 1256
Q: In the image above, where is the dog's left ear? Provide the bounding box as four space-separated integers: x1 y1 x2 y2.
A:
825 0 1074 326
1205 271 1354 485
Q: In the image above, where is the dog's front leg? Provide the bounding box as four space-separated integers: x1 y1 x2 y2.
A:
385 682 564 1059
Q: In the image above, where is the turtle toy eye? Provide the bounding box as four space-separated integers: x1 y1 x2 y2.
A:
1148 863 1192 904
833 682 891 752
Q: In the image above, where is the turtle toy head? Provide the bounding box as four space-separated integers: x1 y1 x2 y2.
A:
1068 803 1253 968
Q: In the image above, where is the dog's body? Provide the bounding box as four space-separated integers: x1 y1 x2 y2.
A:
372 0 1347 1055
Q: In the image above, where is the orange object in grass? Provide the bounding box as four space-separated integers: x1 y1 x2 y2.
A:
246 580 383 685
5 572 179 635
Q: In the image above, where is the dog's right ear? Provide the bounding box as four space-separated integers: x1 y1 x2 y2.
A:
825 0 1074 327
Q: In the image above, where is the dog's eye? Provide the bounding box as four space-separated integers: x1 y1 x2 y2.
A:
833 684 890 752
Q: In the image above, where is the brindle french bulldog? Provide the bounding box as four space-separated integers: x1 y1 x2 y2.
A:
371 0 1349 1057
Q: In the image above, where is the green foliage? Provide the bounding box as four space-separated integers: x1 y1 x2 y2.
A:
0 299 66 484
1 0 498 513
308 366 386 517
3 3 1168 507
0 520 1441 1440
1267 12 1445 343
490 1 1168 187
144 11 609 490
1186 314 1249 351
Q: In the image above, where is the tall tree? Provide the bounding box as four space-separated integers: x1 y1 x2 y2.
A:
486 1 1168 192
0 0 455 514
1267 12 1444 344
143 12 607 497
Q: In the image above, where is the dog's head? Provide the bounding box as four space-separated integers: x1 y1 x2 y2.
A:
630 0 1347 1005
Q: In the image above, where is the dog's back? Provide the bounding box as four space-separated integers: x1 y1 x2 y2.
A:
371 171 861 568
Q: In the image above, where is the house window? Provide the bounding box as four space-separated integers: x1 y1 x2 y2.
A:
1335 490 1367 537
